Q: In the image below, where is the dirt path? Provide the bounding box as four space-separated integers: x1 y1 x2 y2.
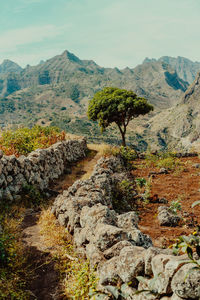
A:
20 147 102 300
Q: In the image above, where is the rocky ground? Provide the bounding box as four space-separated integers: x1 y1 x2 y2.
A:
1 147 200 299
133 156 200 248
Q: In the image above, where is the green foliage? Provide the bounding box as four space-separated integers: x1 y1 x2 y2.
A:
65 260 98 299
135 177 147 188
0 213 30 299
145 151 181 171
87 87 153 146
103 146 137 169
0 232 15 266
169 199 182 215
172 233 200 269
21 184 44 206
0 125 65 156
143 176 152 204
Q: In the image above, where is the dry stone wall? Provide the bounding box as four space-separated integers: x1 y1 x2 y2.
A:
0 138 87 202
52 156 200 300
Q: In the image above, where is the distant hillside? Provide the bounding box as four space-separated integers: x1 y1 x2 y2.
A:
0 50 195 147
142 72 200 150
144 56 200 84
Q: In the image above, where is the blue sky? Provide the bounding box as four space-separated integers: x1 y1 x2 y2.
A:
0 0 200 68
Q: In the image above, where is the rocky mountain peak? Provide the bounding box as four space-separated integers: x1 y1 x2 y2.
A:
61 50 82 64
0 59 22 74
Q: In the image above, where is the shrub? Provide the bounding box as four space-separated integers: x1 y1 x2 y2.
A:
0 125 65 156
145 151 181 171
103 146 137 168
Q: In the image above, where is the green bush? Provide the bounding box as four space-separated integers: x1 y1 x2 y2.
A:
0 125 65 156
145 151 181 171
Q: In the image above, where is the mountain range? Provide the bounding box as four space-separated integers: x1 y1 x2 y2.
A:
0 51 200 150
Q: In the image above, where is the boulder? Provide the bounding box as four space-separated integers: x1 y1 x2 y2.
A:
171 263 200 299
152 254 188 294
117 246 145 282
117 211 139 230
98 256 121 285
158 206 180 227
90 223 129 252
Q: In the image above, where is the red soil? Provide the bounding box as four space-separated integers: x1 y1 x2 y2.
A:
132 157 200 248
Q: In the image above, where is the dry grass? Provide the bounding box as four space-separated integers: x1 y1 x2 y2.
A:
0 205 31 299
38 209 98 299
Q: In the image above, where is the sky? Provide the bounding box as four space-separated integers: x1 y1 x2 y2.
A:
0 0 200 68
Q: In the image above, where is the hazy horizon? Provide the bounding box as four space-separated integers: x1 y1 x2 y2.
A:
1 0 200 68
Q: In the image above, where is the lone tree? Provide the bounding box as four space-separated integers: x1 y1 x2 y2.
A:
87 87 153 146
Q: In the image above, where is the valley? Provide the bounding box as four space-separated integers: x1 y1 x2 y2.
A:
2 51 199 151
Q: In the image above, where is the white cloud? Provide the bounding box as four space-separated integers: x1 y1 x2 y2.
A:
0 25 65 52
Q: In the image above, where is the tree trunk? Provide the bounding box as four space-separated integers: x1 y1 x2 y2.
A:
121 131 126 147
116 123 127 147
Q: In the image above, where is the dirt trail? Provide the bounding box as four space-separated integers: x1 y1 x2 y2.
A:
20 146 102 300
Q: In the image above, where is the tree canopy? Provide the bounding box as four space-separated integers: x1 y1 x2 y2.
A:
87 87 154 146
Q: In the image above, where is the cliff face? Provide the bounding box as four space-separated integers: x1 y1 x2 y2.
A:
145 72 200 150
144 56 200 84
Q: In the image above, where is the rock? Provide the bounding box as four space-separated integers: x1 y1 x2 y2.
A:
159 168 169 174
137 277 158 299
158 206 180 227
98 256 121 285
170 294 184 300
86 243 105 267
0 150 3 159
103 241 134 259
117 211 139 229
159 197 168 204
171 263 200 299
80 204 117 229
151 254 188 294
144 247 172 276
128 228 153 248
117 246 145 282
193 163 200 168
91 223 129 252
90 294 110 300
120 284 137 300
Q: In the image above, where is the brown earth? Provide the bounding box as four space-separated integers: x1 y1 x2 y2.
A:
132 156 200 248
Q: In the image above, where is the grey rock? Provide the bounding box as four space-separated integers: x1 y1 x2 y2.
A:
152 254 188 294
128 227 153 248
80 204 117 229
117 246 145 282
171 263 200 299
117 211 139 230
103 240 134 259
144 247 172 276
158 206 180 227
91 223 129 252
98 256 121 285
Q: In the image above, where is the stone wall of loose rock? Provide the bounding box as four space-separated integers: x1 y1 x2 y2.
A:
0 138 87 202
52 156 200 300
